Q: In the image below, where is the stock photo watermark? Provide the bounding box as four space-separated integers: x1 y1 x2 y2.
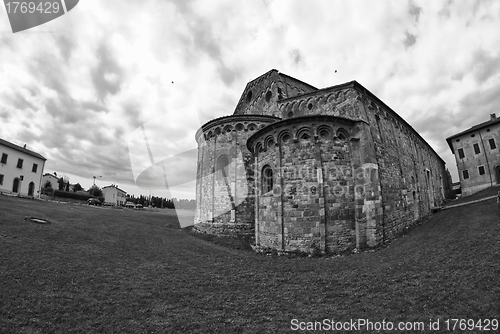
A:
3 0 79 33
290 318 499 332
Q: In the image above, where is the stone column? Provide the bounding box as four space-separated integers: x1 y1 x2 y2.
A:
275 141 285 251
313 137 327 253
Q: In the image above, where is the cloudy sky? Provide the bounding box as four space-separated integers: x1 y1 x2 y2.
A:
1 0 499 200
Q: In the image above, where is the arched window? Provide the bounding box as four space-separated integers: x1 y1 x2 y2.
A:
265 91 272 102
337 128 349 141
262 165 273 193
217 155 229 179
246 90 253 103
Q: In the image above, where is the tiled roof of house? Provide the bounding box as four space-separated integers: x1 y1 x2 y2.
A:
0 137 46 161
445 115 500 152
102 184 127 194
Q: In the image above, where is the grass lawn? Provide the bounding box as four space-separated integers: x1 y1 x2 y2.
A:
446 185 500 207
0 195 498 333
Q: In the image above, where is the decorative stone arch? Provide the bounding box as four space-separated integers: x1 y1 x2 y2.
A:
316 124 333 140
326 93 336 103
265 90 272 103
296 126 313 141
246 90 253 103
278 130 292 144
336 128 350 141
306 98 314 111
214 127 221 136
264 135 275 151
255 142 264 153
297 99 305 112
247 123 257 132
223 125 233 133
235 123 244 131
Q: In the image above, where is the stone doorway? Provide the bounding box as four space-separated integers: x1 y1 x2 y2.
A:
12 178 19 193
495 166 500 184
28 182 35 196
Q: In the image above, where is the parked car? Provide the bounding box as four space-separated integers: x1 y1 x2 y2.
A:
125 201 135 208
135 204 144 209
87 198 102 206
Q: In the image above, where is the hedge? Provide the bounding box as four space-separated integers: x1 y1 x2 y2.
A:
52 190 95 201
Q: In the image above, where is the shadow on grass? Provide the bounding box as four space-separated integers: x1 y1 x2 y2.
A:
184 226 254 251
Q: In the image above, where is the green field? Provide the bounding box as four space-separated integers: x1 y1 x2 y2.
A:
0 195 498 333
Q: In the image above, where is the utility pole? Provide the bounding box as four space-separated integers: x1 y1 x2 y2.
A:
92 175 102 196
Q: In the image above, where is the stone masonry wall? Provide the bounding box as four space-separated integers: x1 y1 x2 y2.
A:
194 115 278 236
251 117 357 253
233 70 317 118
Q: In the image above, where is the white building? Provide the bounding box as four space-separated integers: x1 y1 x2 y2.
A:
446 113 500 196
102 184 127 206
0 138 46 197
41 172 59 190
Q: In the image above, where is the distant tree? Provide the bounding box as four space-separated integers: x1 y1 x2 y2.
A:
88 185 103 197
57 177 65 191
65 181 70 191
43 180 52 188
73 183 83 192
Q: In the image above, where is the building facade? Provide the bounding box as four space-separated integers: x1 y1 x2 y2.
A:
41 172 59 190
194 70 449 254
446 113 500 196
102 184 127 206
0 138 46 197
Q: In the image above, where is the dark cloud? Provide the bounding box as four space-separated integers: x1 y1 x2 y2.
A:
172 3 238 87
31 54 69 96
91 43 125 102
56 34 74 62
81 100 108 113
470 49 500 83
218 64 240 86
11 92 36 111
408 1 422 22
403 31 417 48
169 0 193 16
0 107 10 121
291 49 302 65
459 80 500 117
438 0 453 18
122 101 144 129
45 96 85 124
18 127 40 144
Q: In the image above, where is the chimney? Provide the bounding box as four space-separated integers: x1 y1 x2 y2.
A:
491 113 497 121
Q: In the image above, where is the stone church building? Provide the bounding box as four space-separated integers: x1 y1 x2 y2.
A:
194 69 449 254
